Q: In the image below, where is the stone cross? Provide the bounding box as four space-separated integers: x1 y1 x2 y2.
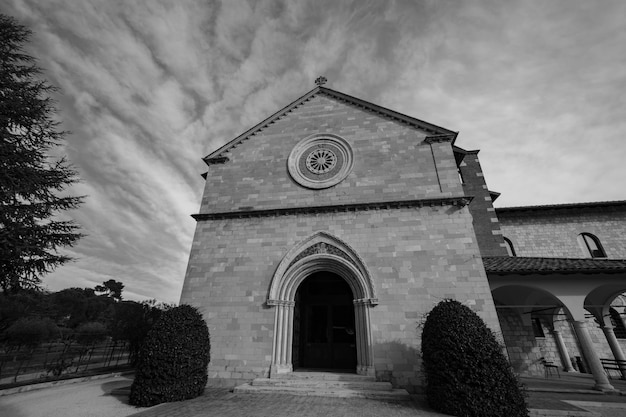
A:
315 76 327 86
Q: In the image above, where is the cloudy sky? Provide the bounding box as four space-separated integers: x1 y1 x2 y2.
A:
2 0 625 303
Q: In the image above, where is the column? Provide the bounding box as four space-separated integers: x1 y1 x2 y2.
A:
572 320 615 391
551 329 575 372
354 301 365 372
601 325 626 380
354 299 375 376
270 301 294 376
285 303 294 370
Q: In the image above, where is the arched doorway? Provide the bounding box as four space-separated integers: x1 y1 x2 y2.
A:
267 231 377 377
293 271 357 371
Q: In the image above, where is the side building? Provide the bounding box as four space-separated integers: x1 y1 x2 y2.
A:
460 151 626 390
493 202 626 379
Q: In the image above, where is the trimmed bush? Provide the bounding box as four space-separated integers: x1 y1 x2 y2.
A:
129 305 210 407
421 299 528 417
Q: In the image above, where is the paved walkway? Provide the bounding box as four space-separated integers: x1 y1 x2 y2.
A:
3 372 626 417
132 389 446 417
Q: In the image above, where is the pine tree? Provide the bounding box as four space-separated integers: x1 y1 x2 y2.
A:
0 15 83 294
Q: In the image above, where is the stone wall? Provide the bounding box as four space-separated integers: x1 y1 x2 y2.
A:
199 93 463 216
459 150 508 257
495 308 543 376
180 204 498 391
497 206 626 259
496 307 626 377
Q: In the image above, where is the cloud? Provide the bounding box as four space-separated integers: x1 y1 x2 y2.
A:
1 0 625 301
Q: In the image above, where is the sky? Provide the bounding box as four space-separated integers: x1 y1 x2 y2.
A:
1 0 625 303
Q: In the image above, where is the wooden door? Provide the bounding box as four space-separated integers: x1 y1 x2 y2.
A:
297 272 356 370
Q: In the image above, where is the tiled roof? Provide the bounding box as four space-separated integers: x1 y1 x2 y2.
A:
483 256 626 275
495 200 626 213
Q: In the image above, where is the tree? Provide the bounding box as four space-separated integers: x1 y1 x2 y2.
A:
110 300 164 364
94 279 124 301
0 15 83 294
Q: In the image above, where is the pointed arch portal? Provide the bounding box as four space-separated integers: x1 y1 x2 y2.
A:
267 232 377 376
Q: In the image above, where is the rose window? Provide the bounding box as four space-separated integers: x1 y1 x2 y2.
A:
287 134 354 189
306 149 337 174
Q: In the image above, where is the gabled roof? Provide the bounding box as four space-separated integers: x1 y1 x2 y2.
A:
203 86 458 166
483 256 626 275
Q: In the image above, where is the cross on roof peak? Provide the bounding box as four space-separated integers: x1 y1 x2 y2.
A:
315 76 327 86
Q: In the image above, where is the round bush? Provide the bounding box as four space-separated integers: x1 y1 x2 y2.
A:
421 299 528 417
129 305 210 407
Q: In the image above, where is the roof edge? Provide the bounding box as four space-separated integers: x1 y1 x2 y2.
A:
496 200 626 213
483 256 626 276
202 85 459 165
202 86 322 165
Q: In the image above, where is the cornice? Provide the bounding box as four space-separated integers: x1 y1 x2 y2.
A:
205 156 229 166
424 134 456 144
496 200 626 215
191 196 472 221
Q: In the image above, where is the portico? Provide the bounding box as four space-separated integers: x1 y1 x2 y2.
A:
485 256 626 391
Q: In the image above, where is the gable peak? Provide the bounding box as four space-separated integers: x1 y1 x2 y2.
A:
203 84 457 166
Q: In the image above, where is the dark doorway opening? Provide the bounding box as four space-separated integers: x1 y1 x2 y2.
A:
293 271 357 371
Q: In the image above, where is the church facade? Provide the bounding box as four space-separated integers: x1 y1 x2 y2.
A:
180 84 626 392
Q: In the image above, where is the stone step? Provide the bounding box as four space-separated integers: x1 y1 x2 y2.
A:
251 377 393 391
233 383 412 401
271 371 376 382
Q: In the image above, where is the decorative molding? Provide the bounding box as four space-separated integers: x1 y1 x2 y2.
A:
266 300 295 307
267 231 378 305
354 298 379 306
191 196 472 221
424 134 456 144
205 156 229 165
287 242 353 271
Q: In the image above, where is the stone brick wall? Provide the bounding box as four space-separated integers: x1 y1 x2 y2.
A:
180 205 499 391
496 307 626 377
496 308 543 376
497 206 626 259
200 93 464 216
459 151 508 257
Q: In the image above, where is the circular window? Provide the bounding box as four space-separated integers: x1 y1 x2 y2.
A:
306 148 337 174
288 134 354 189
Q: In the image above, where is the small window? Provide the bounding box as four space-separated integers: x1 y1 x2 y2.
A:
503 237 516 257
610 308 626 339
532 318 545 338
578 233 606 258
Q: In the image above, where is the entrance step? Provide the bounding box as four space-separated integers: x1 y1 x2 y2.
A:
272 371 376 382
234 372 411 401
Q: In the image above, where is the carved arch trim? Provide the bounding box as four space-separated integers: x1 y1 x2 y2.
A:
267 231 377 305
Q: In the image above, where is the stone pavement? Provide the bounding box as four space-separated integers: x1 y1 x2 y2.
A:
131 388 447 417
4 372 626 417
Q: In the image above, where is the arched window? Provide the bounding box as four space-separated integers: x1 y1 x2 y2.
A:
610 308 626 339
577 233 606 258
503 237 516 257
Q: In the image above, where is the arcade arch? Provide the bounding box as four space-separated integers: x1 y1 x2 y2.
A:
491 276 626 391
